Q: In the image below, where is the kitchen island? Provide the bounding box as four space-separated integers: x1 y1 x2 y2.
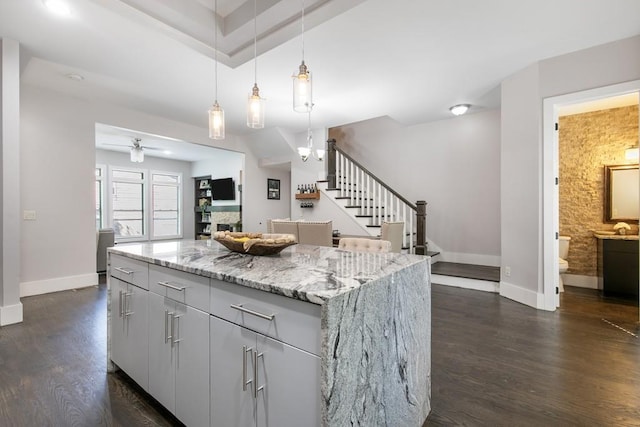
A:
107 239 431 426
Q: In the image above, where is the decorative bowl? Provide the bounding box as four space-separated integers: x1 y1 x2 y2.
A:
213 232 297 256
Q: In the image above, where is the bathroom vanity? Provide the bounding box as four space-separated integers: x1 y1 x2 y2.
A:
594 234 639 299
107 240 431 426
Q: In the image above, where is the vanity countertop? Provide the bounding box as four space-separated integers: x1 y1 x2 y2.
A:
593 232 639 240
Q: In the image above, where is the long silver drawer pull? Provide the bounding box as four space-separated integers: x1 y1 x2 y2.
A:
157 281 187 291
242 346 253 391
230 304 275 321
114 267 134 275
254 351 264 398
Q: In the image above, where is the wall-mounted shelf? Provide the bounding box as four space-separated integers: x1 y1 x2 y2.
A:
295 192 320 200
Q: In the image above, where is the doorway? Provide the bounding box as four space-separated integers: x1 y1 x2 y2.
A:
543 80 640 319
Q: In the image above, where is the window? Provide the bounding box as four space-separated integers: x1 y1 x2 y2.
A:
111 168 146 240
95 165 105 229
105 166 183 242
151 172 181 238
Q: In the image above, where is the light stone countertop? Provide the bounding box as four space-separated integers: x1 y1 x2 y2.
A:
108 239 428 305
592 232 639 240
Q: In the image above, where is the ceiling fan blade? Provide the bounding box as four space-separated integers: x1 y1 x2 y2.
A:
141 146 165 151
101 143 130 147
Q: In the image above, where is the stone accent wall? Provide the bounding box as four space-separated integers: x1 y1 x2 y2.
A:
559 105 639 276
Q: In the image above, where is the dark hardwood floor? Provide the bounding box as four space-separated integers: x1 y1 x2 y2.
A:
1 278 638 426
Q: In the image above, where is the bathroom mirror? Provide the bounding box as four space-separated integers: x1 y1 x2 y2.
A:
604 164 639 223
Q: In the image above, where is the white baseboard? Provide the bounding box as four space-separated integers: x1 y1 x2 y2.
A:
20 273 99 298
431 274 499 293
500 281 548 310
0 302 23 326
438 251 501 267
563 274 599 289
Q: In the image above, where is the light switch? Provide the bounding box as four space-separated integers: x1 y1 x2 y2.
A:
23 210 36 220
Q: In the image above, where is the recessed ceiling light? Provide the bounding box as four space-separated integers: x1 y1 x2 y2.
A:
43 0 72 17
449 104 470 116
65 73 84 81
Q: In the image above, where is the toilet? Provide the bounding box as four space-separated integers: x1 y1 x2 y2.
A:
558 236 571 292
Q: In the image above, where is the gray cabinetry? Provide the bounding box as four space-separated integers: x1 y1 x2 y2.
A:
210 316 320 427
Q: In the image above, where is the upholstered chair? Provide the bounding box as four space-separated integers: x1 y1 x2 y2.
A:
271 220 299 242
380 221 404 253
297 221 333 247
338 238 391 253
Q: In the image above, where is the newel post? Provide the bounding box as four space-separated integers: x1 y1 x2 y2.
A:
415 201 427 255
326 139 337 189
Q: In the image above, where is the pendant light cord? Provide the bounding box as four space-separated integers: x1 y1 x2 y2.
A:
254 0 257 85
214 0 218 102
301 0 305 61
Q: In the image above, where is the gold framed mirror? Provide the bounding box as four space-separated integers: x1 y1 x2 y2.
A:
604 164 639 223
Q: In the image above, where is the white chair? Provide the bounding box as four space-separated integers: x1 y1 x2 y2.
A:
381 221 404 253
338 238 391 253
297 221 333 247
271 220 299 242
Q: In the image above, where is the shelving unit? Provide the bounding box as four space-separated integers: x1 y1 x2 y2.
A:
194 175 212 239
295 192 320 200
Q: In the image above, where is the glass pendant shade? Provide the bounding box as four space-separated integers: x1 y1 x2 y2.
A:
298 146 311 162
247 83 265 129
208 101 225 139
130 146 144 163
293 61 312 112
315 148 325 161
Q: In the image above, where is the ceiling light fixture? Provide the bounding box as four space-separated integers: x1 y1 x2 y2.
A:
130 138 144 163
292 0 312 113
43 0 71 16
298 106 324 162
247 0 265 129
208 0 225 139
449 104 470 116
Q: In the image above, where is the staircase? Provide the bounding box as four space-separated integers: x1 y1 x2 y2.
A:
318 139 428 255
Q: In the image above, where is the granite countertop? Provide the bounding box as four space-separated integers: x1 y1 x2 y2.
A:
108 239 428 305
592 232 639 240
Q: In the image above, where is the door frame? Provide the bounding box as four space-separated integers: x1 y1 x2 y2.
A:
542 80 640 312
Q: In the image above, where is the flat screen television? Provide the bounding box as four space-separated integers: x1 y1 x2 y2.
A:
211 177 235 200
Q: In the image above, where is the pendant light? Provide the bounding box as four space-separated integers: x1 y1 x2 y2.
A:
293 0 312 113
130 138 144 163
298 106 324 162
247 0 265 128
208 0 225 139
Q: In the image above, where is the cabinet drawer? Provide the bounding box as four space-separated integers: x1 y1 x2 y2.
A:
110 254 149 290
210 279 321 356
149 264 210 312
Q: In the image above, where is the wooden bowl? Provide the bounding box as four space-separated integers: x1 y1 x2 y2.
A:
214 236 296 256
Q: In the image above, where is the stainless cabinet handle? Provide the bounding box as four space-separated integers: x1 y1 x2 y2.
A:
242 346 253 392
123 292 133 317
166 311 174 343
254 351 264 399
157 281 187 291
118 290 123 318
172 315 183 345
230 304 275 321
114 267 134 275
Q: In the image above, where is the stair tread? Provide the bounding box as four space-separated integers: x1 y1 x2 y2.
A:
431 262 500 282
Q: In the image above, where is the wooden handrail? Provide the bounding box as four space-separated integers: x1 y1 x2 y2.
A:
327 139 417 211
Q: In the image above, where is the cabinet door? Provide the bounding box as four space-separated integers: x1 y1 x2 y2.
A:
210 316 256 427
123 282 149 391
257 334 321 427
175 304 210 427
148 292 176 413
110 278 128 373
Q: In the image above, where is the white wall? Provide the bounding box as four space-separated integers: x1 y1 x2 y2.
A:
333 111 502 265
500 35 640 308
96 148 195 240
192 150 244 208
19 84 281 296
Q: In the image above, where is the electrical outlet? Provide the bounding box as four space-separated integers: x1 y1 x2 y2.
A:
23 210 37 220
504 266 511 277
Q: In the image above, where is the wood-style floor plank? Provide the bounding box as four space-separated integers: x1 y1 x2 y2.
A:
1 277 638 426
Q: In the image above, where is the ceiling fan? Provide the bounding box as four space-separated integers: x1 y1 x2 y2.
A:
102 138 164 163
